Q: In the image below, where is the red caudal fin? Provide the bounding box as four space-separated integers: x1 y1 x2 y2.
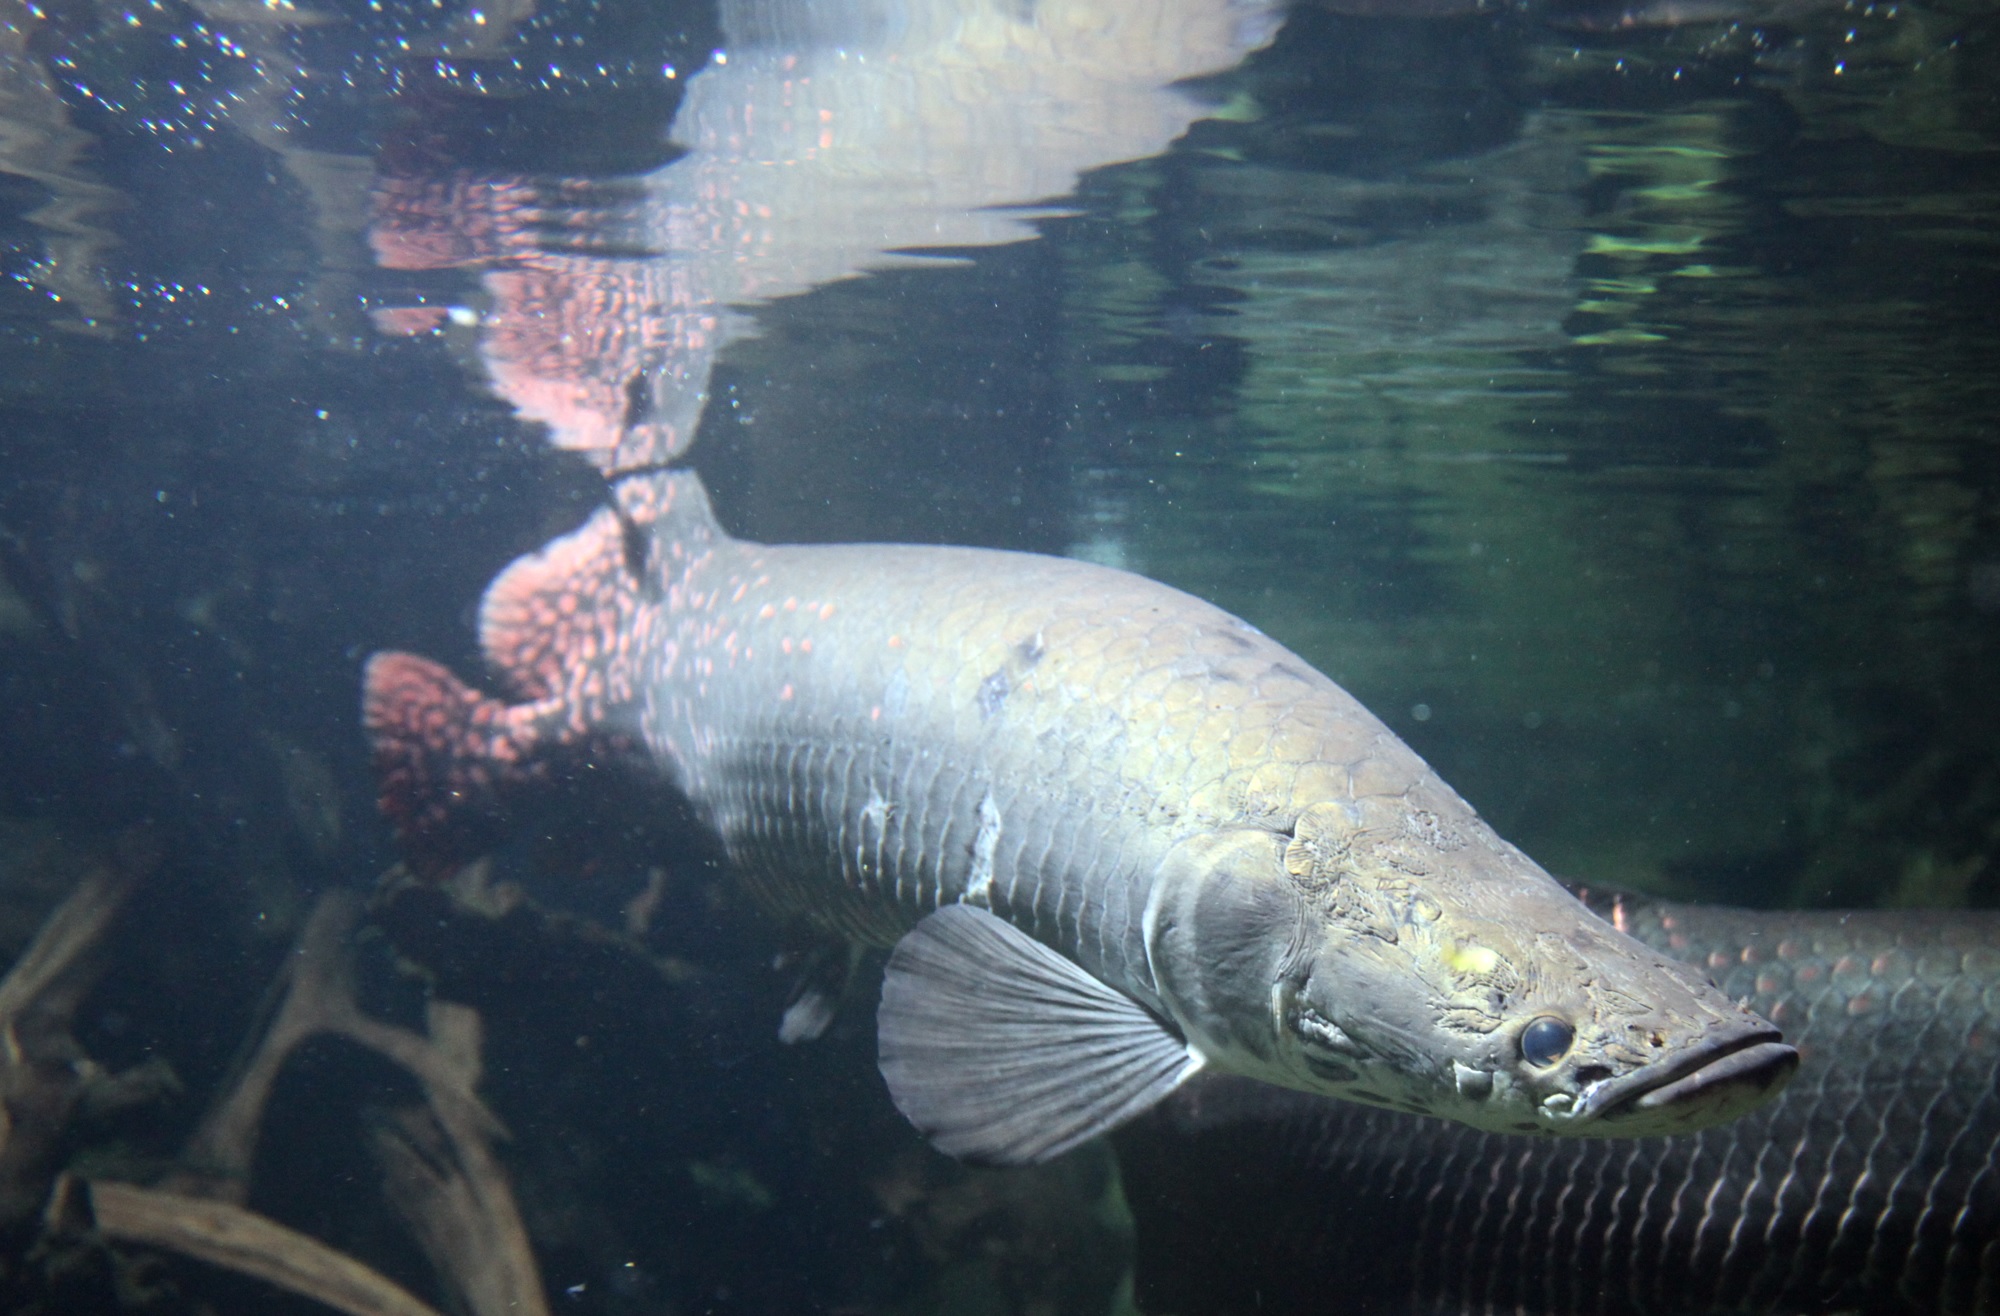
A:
363 508 655 871
361 652 567 872
363 479 705 871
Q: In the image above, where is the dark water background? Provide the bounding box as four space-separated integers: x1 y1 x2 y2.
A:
1 0 1997 1311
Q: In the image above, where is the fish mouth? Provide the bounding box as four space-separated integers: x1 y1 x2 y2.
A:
1579 1026 1799 1134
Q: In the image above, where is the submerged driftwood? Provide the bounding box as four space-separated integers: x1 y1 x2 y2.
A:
130 886 548 1316
0 842 548 1316
80 1177 445 1316
0 833 159 1224
164 890 506 1201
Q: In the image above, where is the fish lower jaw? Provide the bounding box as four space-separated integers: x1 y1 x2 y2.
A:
1573 1032 1800 1136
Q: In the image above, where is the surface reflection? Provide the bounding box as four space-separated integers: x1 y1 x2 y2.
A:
370 0 1282 474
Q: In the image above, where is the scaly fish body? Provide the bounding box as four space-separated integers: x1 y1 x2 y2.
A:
365 471 1796 1162
1136 893 2000 1315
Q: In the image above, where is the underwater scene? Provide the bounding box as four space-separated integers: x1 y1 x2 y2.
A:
2 0 1999 1311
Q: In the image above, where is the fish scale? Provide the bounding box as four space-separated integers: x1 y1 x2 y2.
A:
648 531 1299 999
1137 893 2000 1315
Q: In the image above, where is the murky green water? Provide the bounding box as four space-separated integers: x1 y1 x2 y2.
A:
701 4 2000 909
1123 9 2000 910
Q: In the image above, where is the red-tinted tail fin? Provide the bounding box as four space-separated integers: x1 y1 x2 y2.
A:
361 652 575 873
362 475 711 871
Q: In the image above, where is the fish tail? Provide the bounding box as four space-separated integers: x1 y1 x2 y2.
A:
361 652 571 873
365 504 654 872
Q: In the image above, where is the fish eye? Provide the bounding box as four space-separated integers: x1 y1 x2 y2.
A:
1519 1016 1574 1068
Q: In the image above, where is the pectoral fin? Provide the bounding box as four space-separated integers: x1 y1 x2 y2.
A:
876 903 1203 1165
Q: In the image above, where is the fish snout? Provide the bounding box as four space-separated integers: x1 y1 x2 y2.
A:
1583 1021 1799 1134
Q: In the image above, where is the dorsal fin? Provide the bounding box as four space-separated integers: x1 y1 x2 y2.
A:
609 468 725 553
478 506 637 702
477 469 723 709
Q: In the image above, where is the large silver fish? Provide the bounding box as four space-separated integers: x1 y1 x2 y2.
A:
1133 890 2000 1315
363 469 1797 1164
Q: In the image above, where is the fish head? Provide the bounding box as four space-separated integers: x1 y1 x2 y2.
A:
1147 800 1797 1137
